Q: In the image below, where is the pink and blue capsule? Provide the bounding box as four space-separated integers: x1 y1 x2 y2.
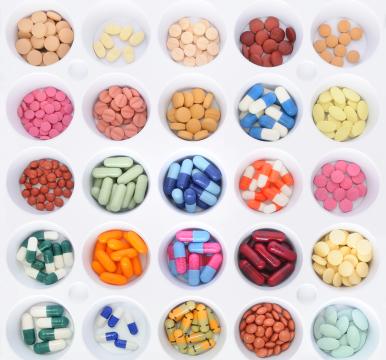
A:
249 127 280 142
108 307 123 328
192 156 222 182
265 106 295 129
192 169 221 196
259 115 288 137
177 159 193 190
239 84 264 112
188 253 201 286
96 331 118 342
114 338 138 351
176 230 210 243
200 253 223 283
184 188 196 213
96 306 112 327
163 162 181 195
171 188 184 209
126 313 139 335
240 113 258 129
188 242 222 254
173 241 187 274
167 244 178 276
274 86 298 116
249 92 277 114
190 184 218 207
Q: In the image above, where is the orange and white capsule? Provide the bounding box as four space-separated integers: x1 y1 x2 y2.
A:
273 178 292 197
239 166 255 190
255 162 272 188
268 160 283 183
280 165 294 185
263 186 289 207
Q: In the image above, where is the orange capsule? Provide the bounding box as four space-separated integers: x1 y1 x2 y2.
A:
95 250 117 273
110 248 138 262
255 191 267 201
98 230 123 243
116 263 123 275
100 272 128 285
106 246 114 256
107 239 129 251
131 256 142 276
120 257 134 279
124 231 148 254
94 242 106 252
91 260 105 275
247 199 264 212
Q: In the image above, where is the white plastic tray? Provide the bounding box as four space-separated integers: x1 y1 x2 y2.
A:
0 0 385 359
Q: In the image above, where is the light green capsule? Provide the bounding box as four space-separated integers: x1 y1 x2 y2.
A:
103 156 133 168
128 198 137 210
117 165 143 184
91 178 102 199
92 167 122 178
133 175 148 204
331 345 354 358
121 182 135 209
320 324 342 339
317 337 340 351
336 316 349 334
352 309 368 331
98 177 113 205
109 184 126 212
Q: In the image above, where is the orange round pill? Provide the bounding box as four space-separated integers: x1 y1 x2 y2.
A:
347 50 360 64
318 24 331 37
326 35 338 48
350 27 363 41
338 19 351 33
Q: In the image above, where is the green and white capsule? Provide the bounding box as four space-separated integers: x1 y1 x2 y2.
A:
33 339 66 354
26 237 38 264
36 316 69 329
31 260 45 271
44 250 55 273
17 239 28 262
61 240 74 267
38 240 52 253
21 313 36 345
44 269 67 285
31 230 59 241
30 304 64 318
39 328 72 341
52 243 64 269
25 267 47 284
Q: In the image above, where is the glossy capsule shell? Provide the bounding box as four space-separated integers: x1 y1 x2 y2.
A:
176 230 210 243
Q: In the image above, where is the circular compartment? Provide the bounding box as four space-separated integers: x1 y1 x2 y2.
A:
311 149 379 215
82 0 150 66
82 73 150 141
311 224 376 289
160 298 225 358
6 73 74 141
7 296 74 359
83 222 149 288
7 147 74 214
235 0 303 66
236 225 302 289
7 3 75 66
161 153 223 214
83 297 149 359
311 74 378 143
236 298 303 359
162 226 224 287
312 299 380 359
8 221 74 288
311 0 381 67
158 0 226 67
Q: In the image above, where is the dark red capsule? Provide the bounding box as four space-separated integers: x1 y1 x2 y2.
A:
239 243 266 270
239 259 265 285
254 243 281 268
267 241 297 262
251 230 286 242
267 262 295 286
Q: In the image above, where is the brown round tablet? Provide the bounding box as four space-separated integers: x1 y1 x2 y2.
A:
58 28 74 44
318 24 331 37
44 35 60 51
31 11 47 24
15 38 32 55
31 22 47 38
26 49 43 65
43 51 59 65
56 43 70 58
18 18 33 33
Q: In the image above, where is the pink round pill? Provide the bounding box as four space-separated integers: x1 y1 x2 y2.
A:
322 163 334 177
340 176 353 190
335 160 347 172
356 184 367 197
346 187 360 201
313 174 328 188
333 188 346 201
44 104 55 114
352 171 366 184
315 188 328 201
331 170 345 184
346 162 361 177
45 87 57 97
326 180 339 193
339 199 353 213
24 109 35 120
34 90 47 102
23 93 35 104
323 198 337 211
55 91 66 101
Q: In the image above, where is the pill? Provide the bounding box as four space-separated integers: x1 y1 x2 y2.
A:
95 331 118 342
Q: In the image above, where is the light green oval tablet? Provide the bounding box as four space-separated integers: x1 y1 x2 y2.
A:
331 345 354 358
336 316 349 334
325 306 338 325
121 182 136 209
357 100 369 121
339 334 348 346
133 174 148 204
109 184 126 212
342 88 360 102
347 325 360 349
92 167 122 178
314 316 324 340
329 106 347 121
317 337 340 351
330 87 346 105
97 177 113 205
320 324 342 339
103 156 133 168
352 309 368 331
338 309 352 320
117 165 144 184
354 331 367 352
313 104 325 122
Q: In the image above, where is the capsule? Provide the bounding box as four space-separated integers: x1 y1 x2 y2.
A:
26 237 38 264
114 338 139 350
33 339 66 354
187 339 215 355
25 267 47 284
22 313 36 345
192 170 221 196
61 240 74 267
267 262 295 286
200 254 222 283
95 331 118 342
96 305 112 327
52 243 65 269
174 329 188 353
186 331 213 343
180 312 194 334
17 239 28 262
31 230 59 241
259 115 289 137
207 307 221 334
36 316 69 329
167 244 177 276
176 230 210 243
31 260 45 271
239 259 265 285
164 319 176 343
108 307 123 328
265 106 295 129
196 304 210 333
267 241 297 262
240 113 258 129
188 242 221 254
254 243 281 268
163 162 181 195
188 253 201 286
190 184 217 207
192 156 222 182
249 92 277 114
239 84 264 112
251 229 286 242
171 188 184 209
191 310 200 332
43 250 55 273
44 269 67 285
197 199 210 210
184 188 196 213
274 86 298 116
239 243 266 270
173 241 187 274
169 301 196 321
239 166 255 191
126 312 139 335
38 240 51 252
249 127 281 142
30 304 64 318
39 328 72 341
177 159 193 190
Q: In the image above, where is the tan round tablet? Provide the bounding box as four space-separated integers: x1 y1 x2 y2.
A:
347 50 360 64
31 22 47 38
169 23 182 38
318 24 331 37
15 38 32 55
314 39 326 53
171 47 184 62
194 130 209 140
205 108 221 121
18 18 33 33
338 19 351 33
184 43 196 57
205 27 218 41
47 11 62 22
43 51 59 65
193 22 206 36
177 130 194 140
326 35 338 48
26 49 43 65
44 35 60 51
175 107 191 123
190 104 205 119
203 93 214 109
192 88 205 104
18 31 32 39
46 22 57 36
201 117 218 132
172 92 184 108
207 42 219 56
56 21 70 32
196 36 209 50
186 118 201 134
58 27 74 44
183 57 196 67
167 37 179 50
331 56 344 67
179 18 191 31
334 44 346 57
183 92 194 107
181 31 193 45
167 108 176 122
31 11 47 24
170 122 185 131
56 43 70 58
338 33 351 46
195 53 208 66
31 36 44 49
350 27 363 41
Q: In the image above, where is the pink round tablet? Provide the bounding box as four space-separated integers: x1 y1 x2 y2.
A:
340 176 353 190
326 180 339 193
339 198 353 213
322 163 334 177
352 171 366 184
313 174 328 188
356 184 367 197
346 187 360 201
333 188 346 201
346 162 361 177
331 170 345 184
323 198 337 211
315 188 328 201
335 160 347 172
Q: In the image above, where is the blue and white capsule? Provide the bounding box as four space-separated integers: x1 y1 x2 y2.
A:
108 307 123 328
192 169 221 196
259 115 288 137
249 92 277 115
190 184 218 207
96 306 113 327
126 312 139 335
192 156 222 182
249 127 280 141
265 106 295 129
184 188 196 213
274 86 298 116
240 113 258 129
171 188 184 209
176 159 193 190
95 331 118 342
238 84 264 112
163 162 180 195
114 338 139 351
